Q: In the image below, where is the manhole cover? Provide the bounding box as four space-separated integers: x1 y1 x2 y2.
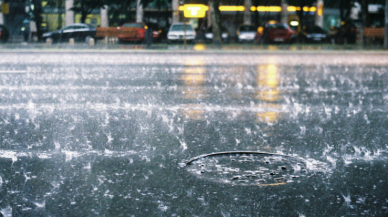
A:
183 151 327 186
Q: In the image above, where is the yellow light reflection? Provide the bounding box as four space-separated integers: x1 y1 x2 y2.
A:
257 182 287 187
256 63 281 123
193 44 206 51
257 90 280 102
256 104 282 123
183 88 205 99
181 104 204 120
267 45 278 51
183 74 205 86
257 64 278 88
287 6 297 11
256 6 282 12
318 5 323 16
184 57 205 66
219 6 245 11
287 6 315 12
178 5 318 12
182 58 206 100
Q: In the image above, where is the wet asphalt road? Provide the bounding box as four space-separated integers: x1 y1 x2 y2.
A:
0 51 388 216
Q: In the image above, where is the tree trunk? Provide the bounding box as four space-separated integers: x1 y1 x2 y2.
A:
339 0 348 21
81 10 88 23
57 0 63 30
280 0 288 24
360 0 368 46
210 0 221 44
296 9 304 43
385 0 388 49
80 2 87 24
31 0 43 40
165 9 169 27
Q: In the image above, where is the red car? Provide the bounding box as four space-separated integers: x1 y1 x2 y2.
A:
118 23 146 43
255 23 296 44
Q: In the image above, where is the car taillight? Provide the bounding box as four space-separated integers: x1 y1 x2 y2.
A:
137 28 146 36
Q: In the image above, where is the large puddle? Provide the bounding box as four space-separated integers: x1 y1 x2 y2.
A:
184 151 329 186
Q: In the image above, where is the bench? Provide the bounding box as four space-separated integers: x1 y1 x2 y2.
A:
361 27 385 44
363 28 384 38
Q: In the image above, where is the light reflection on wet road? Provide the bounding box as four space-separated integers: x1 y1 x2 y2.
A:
0 51 387 216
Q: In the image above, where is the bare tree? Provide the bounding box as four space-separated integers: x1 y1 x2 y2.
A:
210 0 221 44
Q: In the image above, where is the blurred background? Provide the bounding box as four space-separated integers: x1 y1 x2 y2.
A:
0 0 386 46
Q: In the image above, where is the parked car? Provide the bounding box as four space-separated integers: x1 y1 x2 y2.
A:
330 19 362 44
167 23 196 44
237 25 257 43
205 26 229 43
42 23 96 43
0 25 10 43
118 22 146 43
300 26 328 43
145 23 164 43
256 23 296 44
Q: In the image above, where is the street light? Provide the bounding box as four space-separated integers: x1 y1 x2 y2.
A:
179 4 208 49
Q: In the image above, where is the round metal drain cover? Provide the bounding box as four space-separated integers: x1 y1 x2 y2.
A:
184 151 326 186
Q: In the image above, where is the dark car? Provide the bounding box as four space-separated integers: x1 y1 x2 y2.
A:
330 19 362 44
145 23 164 43
205 26 229 43
256 23 296 44
300 26 328 43
0 24 10 43
42 23 96 43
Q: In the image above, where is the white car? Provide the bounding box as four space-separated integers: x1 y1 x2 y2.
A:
167 23 196 43
237 25 256 43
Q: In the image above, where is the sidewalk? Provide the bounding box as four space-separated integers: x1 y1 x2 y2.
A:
1 41 387 52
